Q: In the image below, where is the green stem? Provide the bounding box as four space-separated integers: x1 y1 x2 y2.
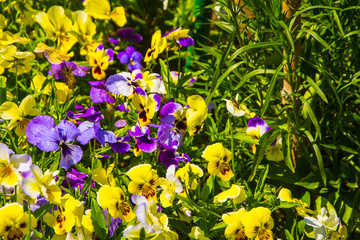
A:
28 203 32 240
2 186 6 205
230 117 236 183
184 187 221 219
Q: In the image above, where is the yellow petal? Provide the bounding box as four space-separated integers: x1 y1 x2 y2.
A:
278 188 293 202
214 185 240 203
110 7 127 27
0 101 20 119
84 0 111 19
127 164 152 180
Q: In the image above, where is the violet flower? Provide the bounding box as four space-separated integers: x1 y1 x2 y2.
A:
77 121 117 147
67 105 104 123
102 209 122 237
62 168 95 193
26 115 83 171
158 143 190 168
117 46 143 71
116 27 143 43
109 136 131 153
128 125 157 153
88 80 116 104
48 61 90 89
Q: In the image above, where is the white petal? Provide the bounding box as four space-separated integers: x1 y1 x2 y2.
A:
314 226 326 240
10 154 32 172
323 214 340 230
166 165 176 178
304 216 323 228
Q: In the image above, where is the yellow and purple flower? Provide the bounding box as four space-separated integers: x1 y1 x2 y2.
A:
48 61 90 89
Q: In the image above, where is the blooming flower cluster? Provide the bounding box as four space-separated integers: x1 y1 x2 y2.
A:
0 1 350 240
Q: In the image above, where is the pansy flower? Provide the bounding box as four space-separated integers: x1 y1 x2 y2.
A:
84 0 127 27
67 105 104 123
158 144 190 168
132 89 158 126
97 185 135 222
242 207 274 240
61 168 95 194
223 94 254 118
108 136 131 154
87 47 110 80
34 42 73 65
48 61 90 89
0 45 35 75
26 115 83 170
164 28 194 47
304 207 340 240
77 121 117 147
22 164 61 204
0 203 37 240
186 95 208 136
127 164 159 202
116 27 143 43
175 162 203 190
222 208 248 240
202 142 234 181
88 80 116 103
106 70 146 97
0 95 41 136
96 44 115 62
117 46 143 71
0 143 32 188
144 30 167 62
246 117 272 140
214 184 247 204
128 125 157 155
34 6 77 52
143 71 165 94
159 165 183 207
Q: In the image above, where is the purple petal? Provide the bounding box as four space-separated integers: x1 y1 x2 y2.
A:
248 117 267 128
77 121 95 145
114 120 127 128
131 51 143 62
118 52 130 64
94 123 117 146
96 44 104 51
106 49 115 61
137 135 157 153
177 37 194 47
57 120 81 143
35 128 60 152
128 125 145 137
60 144 83 171
73 65 90 77
109 37 119 46
26 115 56 146
109 142 130 153
160 102 183 118
126 46 135 55
116 27 135 39
127 33 143 43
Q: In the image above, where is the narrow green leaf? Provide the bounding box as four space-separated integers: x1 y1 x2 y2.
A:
282 131 295 173
230 42 282 62
304 30 332 51
0 76 6 105
304 130 326 186
285 229 295 240
233 133 259 145
249 129 281 181
304 76 328 103
261 62 285 117
33 203 54 221
332 11 345 36
320 143 358 154
91 199 107 240
255 164 269 196
235 69 282 90
278 21 294 51
299 96 321 140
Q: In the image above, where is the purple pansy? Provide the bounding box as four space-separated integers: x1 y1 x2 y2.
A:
117 46 143 71
102 209 122 237
109 136 131 153
67 105 104 123
77 121 117 147
106 70 145 97
62 169 95 194
108 37 120 47
116 27 143 43
128 125 157 153
26 115 83 171
164 28 194 47
88 81 116 104
48 61 90 89
158 143 190 168
246 117 272 140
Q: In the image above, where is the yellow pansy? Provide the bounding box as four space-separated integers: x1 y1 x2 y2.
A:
202 142 234 181
71 11 99 55
278 188 312 217
34 42 74 65
44 210 75 235
0 143 32 188
84 0 127 27
34 6 76 52
78 210 95 239
92 164 116 187
97 185 135 222
0 95 41 136
0 203 37 240
42 81 74 105
242 207 274 240
131 92 157 127
22 164 61 204
222 208 247 240
144 30 167 62
0 45 35 75
0 30 30 48
175 162 203 190
159 165 183 208
87 48 109 80
127 164 159 202
186 95 208 136
214 184 247 204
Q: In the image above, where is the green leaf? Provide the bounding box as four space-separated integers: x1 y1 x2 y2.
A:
261 62 285 117
33 203 54 221
285 229 295 240
299 96 321 140
249 129 281 181
304 75 328 103
304 30 332 51
234 69 282 90
282 130 295 173
255 164 269 197
230 42 283 62
303 130 326 186
295 172 322 190
91 199 107 240
233 133 258 145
